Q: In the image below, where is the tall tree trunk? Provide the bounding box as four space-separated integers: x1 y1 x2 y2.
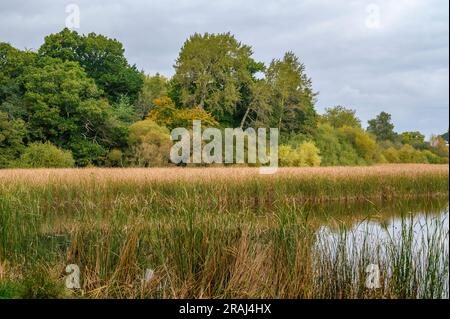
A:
240 107 251 129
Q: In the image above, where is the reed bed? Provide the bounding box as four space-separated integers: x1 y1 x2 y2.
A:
0 165 448 299
1 164 448 185
0 165 448 206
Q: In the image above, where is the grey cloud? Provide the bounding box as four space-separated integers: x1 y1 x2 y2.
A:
0 0 448 137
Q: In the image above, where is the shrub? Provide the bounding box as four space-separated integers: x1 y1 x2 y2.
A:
128 119 172 166
312 124 341 165
17 142 75 168
298 141 321 166
312 124 363 166
107 149 123 167
68 140 107 167
382 147 400 163
278 142 321 167
278 145 294 166
421 150 449 164
382 145 447 164
338 125 378 163
398 144 427 163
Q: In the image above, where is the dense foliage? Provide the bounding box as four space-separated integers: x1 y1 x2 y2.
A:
1 30 448 168
17 142 75 168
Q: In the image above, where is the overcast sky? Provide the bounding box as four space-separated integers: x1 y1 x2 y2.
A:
1 0 448 137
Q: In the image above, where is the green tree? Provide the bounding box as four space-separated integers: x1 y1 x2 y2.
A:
367 112 396 141
113 95 139 125
0 111 27 167
0 43 36 119
135 74 168 118
312 124 365 166
266 52 317 135
21 57 126 166
400 131 426 149
239 80 272 129
322 105 361 129
38 28 144 103
311 124 341 166
171 32 264 125
297 141 321 166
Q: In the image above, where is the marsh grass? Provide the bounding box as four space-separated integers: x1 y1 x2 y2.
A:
0 165 448 298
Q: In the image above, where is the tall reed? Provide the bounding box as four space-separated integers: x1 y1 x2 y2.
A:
0 165 448 298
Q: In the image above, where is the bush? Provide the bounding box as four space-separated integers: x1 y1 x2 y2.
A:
312 124 341 165
278 142 321 167
16 142 75 168
382 147 400 163
106 149 123 167
338 126 378 163
312 124 364 166
278 145 294 166
68 140 107 167
298 141 322 166
421 150 449 164
398 144 427 163
128 119 172 167
382 145 448 164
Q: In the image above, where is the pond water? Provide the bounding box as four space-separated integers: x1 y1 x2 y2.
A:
306 197 449 298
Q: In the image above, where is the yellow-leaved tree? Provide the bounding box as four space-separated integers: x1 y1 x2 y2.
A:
147 96 219 130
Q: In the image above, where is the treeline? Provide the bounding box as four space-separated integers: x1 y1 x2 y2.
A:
0 29 448 168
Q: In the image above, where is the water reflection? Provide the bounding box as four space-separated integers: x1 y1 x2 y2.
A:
303 196 449 228
311 197 449 298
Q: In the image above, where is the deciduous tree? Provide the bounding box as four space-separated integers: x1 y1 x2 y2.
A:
367 111 396 142
322 105 361 129
38 28 144 103
171 33 264 125
266 52 317 135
